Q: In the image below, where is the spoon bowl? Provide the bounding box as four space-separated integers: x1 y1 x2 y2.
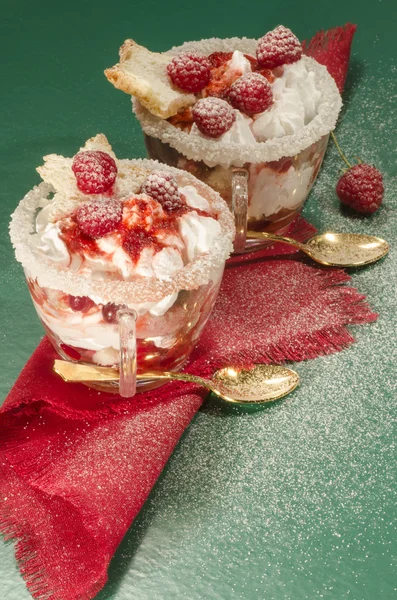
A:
303 232 389 267
247 230 389 267
53 360 299 405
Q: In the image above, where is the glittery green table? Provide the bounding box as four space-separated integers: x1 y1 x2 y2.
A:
1 1 396 598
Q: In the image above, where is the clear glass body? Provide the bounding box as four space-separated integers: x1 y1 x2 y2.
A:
145 134 329 252
25 267 224 393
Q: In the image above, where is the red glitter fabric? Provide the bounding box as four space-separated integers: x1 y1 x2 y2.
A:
0 217 377 600
302 23 357 92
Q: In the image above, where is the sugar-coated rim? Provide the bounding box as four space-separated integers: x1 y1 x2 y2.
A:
133 37 342 168
9 159 235 305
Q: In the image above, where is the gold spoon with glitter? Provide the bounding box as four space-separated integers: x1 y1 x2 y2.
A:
53 360 299 405
247 231 389 267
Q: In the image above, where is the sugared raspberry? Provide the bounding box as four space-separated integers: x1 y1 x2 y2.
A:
192 97 236 138
228 73 273 115
72 151 117 194
68 295 95 312
257 25 302 68
141 171 185 213
76 200 123 239
167 53 211 93
102 302 127 324
336 164 384 215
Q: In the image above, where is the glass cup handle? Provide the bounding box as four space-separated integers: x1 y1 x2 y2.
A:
231 167 249 253
118 308 137 398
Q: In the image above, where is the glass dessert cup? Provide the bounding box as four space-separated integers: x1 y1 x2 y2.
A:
25 267 224 395
10 158 235 397
144 133 329 253
133 37 342 253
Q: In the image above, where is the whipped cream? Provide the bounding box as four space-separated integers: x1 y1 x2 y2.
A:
179 211 222 263
32 284 180 355
187 56 323 145
248 162 314 219
252 62 322 141
228 50 252 76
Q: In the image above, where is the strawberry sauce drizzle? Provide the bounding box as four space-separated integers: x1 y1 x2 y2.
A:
58 192 214 267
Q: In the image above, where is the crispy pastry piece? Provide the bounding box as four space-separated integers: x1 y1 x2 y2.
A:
104 40 196 119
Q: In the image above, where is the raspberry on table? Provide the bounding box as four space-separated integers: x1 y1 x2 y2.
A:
192 97 236 138
167 53 211 93
72 151 117 194
76 200 123 239
228 73 273 115
336 164 384 215
257 25 302 69
141 171 185 213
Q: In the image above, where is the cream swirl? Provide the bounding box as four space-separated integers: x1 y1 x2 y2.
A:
252 61 322 141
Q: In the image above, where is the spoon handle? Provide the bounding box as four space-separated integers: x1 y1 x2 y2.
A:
53 360 213 391
246 230 307 251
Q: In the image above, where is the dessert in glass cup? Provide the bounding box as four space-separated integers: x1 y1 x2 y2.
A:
9 134 234 395
105 25 342 252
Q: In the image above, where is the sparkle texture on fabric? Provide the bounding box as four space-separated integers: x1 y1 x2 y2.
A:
302 23 357 92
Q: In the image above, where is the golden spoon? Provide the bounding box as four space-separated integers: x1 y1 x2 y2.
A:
247 231 389 267
53 360 299 405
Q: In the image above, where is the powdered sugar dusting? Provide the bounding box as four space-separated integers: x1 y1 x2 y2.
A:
9 159 234 306
257 25 303 68
134 38 342 168
167 53 211 93
141 170 184 212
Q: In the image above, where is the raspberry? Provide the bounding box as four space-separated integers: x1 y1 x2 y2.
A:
76 200 123 239
102 302 127 324
257 25 302 68
141 171 185 213
68 295 95 312
192 97 236 138
336 164 384 215
72 151 117 194
167 53 211 93
228 73 273 115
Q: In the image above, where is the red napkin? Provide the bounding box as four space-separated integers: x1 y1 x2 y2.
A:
303 23 357 92
0 216 376 600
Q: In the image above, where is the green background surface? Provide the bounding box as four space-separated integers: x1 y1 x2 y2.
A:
1 1 396 598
